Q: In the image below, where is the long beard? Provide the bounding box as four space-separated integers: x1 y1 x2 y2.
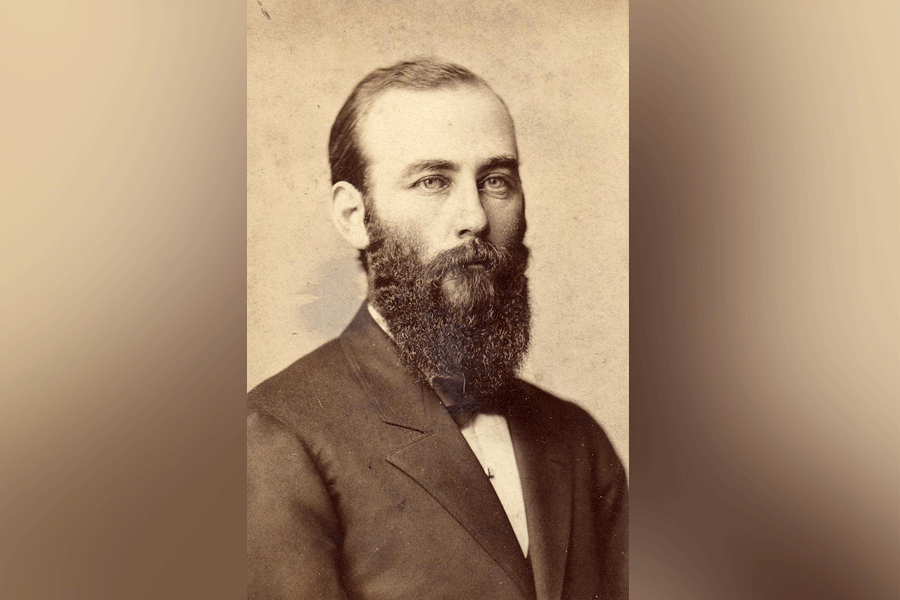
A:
365 215 531 411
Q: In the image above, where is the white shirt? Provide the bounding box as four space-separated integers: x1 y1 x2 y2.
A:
459 412 529 556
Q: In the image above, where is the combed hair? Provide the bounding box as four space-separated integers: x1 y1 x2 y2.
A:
328 58 487 195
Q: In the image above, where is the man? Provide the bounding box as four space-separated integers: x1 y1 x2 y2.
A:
248 58 628 600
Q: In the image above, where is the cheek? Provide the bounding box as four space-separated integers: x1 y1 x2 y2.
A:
373 198 443 241
486 202 526 244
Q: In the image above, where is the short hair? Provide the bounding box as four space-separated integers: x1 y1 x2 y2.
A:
328 58 487 196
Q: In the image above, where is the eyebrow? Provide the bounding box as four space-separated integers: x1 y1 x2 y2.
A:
400 155 520 180
478 155 520 177
401 160 457 179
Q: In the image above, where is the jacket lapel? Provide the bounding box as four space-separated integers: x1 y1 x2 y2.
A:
340 305 536 600
340 305 427 432
387 400 536 600
508 388 574 600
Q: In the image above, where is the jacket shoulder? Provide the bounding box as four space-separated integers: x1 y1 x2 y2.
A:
247 339 361 426
515 379 625 468
515 379 601 426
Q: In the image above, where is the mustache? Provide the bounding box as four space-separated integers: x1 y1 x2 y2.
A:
426 238 530 280
367 234 530 292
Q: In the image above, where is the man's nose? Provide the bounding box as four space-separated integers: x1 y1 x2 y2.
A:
453 181 489 239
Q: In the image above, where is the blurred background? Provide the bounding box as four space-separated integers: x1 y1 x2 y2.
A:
0 1 897 599
630 3 898 597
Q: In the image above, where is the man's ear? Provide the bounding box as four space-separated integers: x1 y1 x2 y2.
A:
331 181 370 250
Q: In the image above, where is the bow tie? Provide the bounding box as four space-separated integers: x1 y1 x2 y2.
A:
431 377 506 427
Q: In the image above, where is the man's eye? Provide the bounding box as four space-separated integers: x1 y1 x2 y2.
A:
480 175 512 196
483 176 507 189
415 176 448 191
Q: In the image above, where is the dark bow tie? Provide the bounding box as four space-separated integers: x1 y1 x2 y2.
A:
431 377 506 427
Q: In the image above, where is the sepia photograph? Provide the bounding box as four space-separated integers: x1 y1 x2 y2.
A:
247 1 629 598
4 2 898 600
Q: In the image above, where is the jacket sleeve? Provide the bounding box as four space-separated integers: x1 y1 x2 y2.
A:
247 410 349 600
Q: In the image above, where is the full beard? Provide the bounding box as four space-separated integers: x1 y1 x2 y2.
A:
364 214 531 414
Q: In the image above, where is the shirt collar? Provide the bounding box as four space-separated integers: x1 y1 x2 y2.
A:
366 302 393 339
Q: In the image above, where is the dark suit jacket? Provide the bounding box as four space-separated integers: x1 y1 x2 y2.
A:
248 306 628 600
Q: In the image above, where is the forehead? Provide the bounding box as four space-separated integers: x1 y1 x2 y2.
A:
358 85 518 174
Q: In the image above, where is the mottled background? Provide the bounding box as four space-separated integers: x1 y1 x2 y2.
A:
1 1 897 599
247 0 630 471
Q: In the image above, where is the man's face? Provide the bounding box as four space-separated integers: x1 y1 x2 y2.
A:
358 84 525 266
354 84 531 403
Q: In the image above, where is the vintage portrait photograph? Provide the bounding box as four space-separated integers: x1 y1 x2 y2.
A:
5 2 898 600
247 1 629 598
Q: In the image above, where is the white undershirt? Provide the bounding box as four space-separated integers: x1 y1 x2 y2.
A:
460 413 529 556
367 304 529 556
